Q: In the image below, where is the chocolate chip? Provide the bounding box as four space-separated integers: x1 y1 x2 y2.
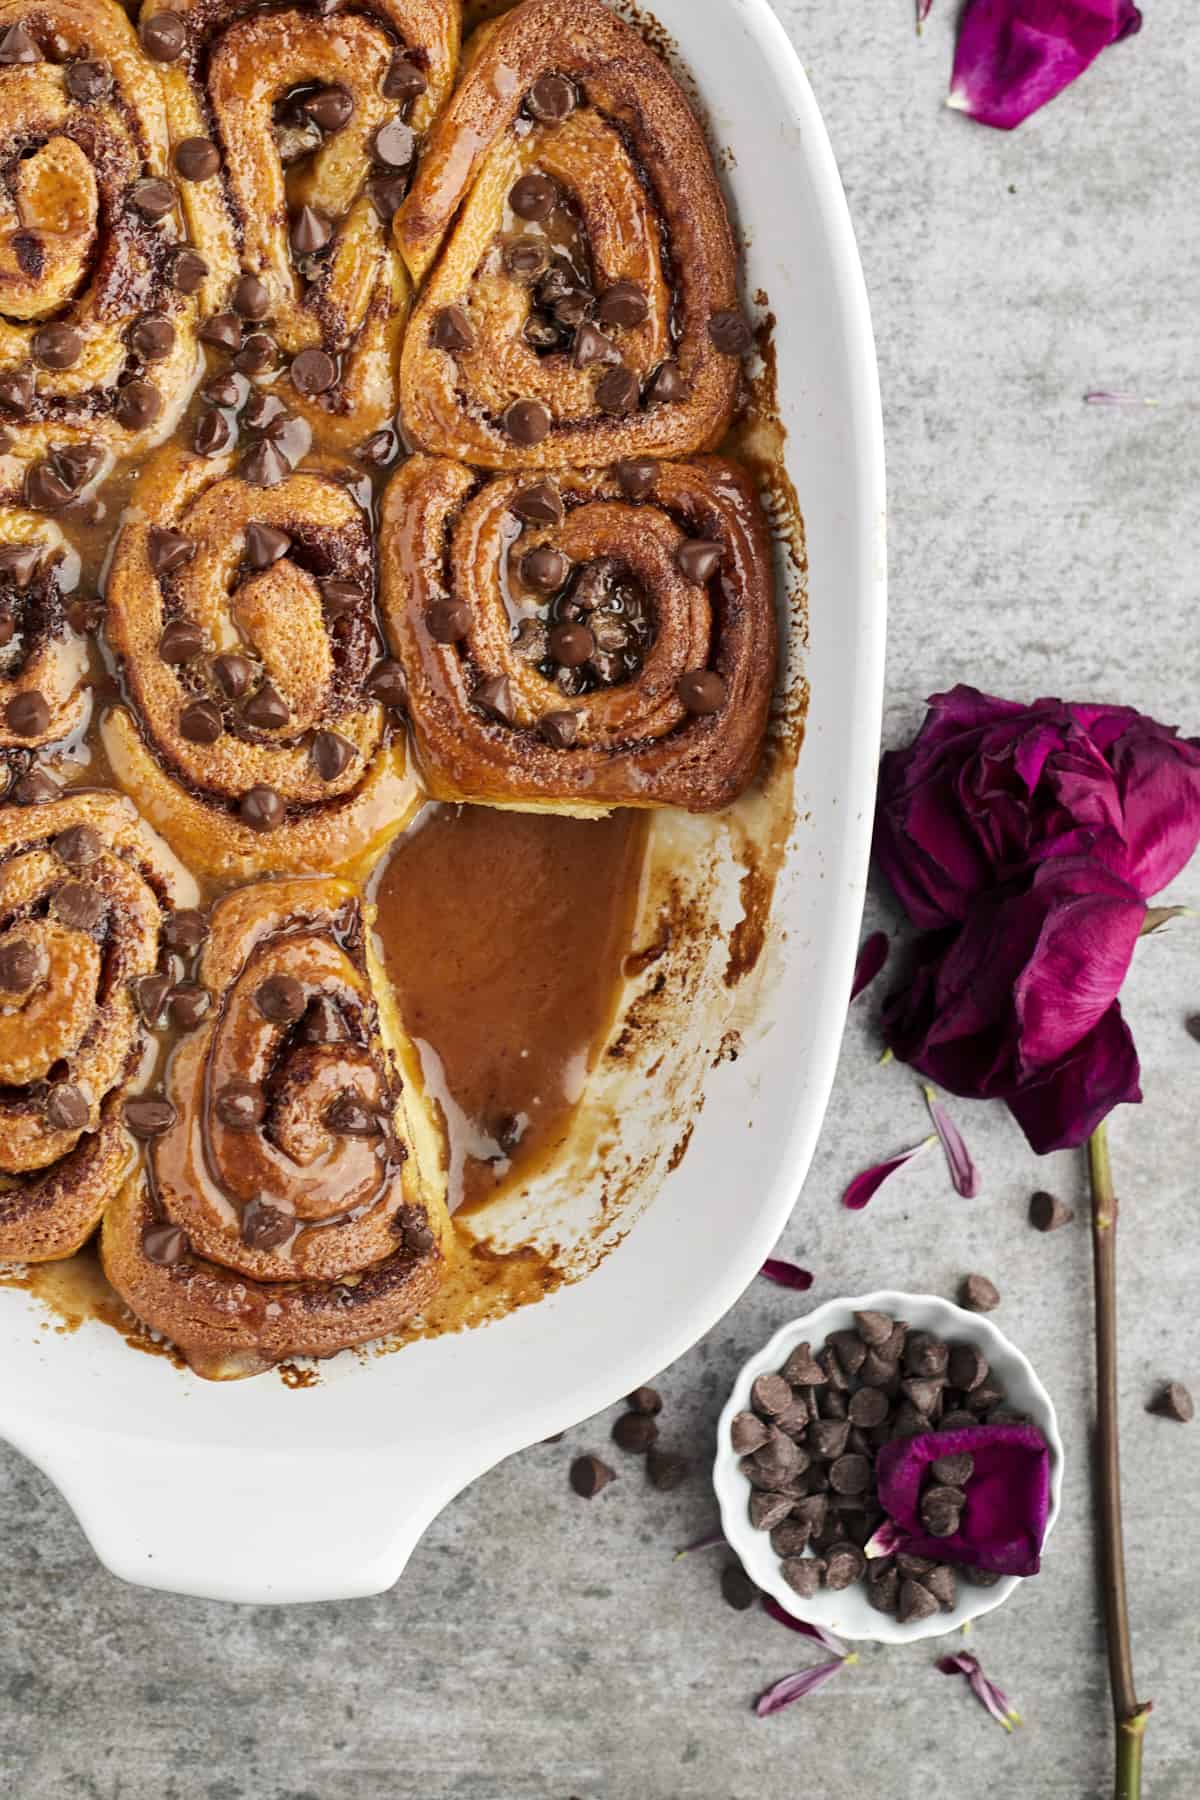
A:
1030 1189 1074 1231
199 311 241 352
923 1563 958 1609
302 85 354 130
54 882 103 931
745 1490 790 1532
321 578 364 617
239 785 285 831
129 178 176 220
289 209 332 262
720 1562 757 1611
595 365 639 416
129 972 170 1027
509 172 557 222
175 137 220 181
139 12 186 60
297 728 351 784
240 1198 294 1250
298 996 349 1045
0 544 42 586
255 973 305 1022
178 699 222 744
233 274 270 320
596 282 649 329
920 1485 965 1537
0 938 44 994
212 653 252 699
625 1385 662 1415
33 323 82 370
425 598 470 644
570 322 614 371
538 710 578 749
124 1095 176 1139
383 55 426 102
781 1557 823 1599
422 303 474 357
0 367 35 411
645 1448 689 1490
646 360 689 405
366 173 409 220
0 23 41 62
548 622 593 668
214 1080 265 1132
960 1273 1001 1313
677 670 727 716
170 247 208 294
243 682 289 729
708 309 753 355
947 1343 988 1392
901 1375 944 1417
168 981 211 1029
146 527 193 578
234 334 278 377
865 1557 899 1614
903 1332 949 1379
1186 1013 1200 1043
158 619 204 664
13 767 60 805
57 445 106 496
142 1222 189 1265
512 481 563 525
805 1419 847 1462
24 462 74 512
612 459 655 502
355 429 395 467
677 540 723 587
828 1454 870 1495
1148 1381 1193 1423
325 1093 381 1137
825 1543 866 1591
373 118 414 169
131 314 177 364
898 1577 939 1624
240 440 290 487
66 58 112 100
506 238 549 283
503 398 551 445
53 824 101 867
162 908 208 952
844 1385 887 1428
748 1372 790 1417
365 660 407 708
474 675 513 723
5 690 51 736
526 73 577 122
521 547 570 595
930 1453 974 1487
116 380 162 430
570 1454 615 1497
612 1411 658 1453
191 407 231 458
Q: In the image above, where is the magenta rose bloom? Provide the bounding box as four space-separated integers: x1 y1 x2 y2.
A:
882 856 1145 1152
875 686 1200 931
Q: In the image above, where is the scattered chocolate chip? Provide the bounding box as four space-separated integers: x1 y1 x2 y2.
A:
570 1454 615 1497
781 1557 824 1599
365 659 407 708
303 728 352 782
168 981 211 1029
179 699 223 744
0 367 35 411
116 380 162 431
720 1562 757 1610
239 784 285 831
240 1198 294 1250
25 462 74 512
292 200 333 254
508 485 561 531
624 1386 661 1416
54 882 105 931
610 460 654 504
0 938 44 994
240 440 290 487
960 1273 1001 1313
948 1343 989 1393
147 527 194 576
424 304 474 362
930 1453 974 1487
708 309 753 355
509 171 557 221
1030 1189 1074 1231
0 23 42 63
170 247 208 294
548 622 593 668
129 177 176 220
239 522 288 571
595 364 639 416
131 314 177 365
212 653 253 698
53 823 102 867
158 619 204 663
33 323 82 370
920 1484 965 1537
474 674 513 723
527 73 577 123
325 1093 381 1137
124 1095 176 1139
676 539 723 584
66 57 112 100
57 444 105 494
646 359 689 405
0 544 42 586
646 1448 689 1490
13 766 61 805
5 690 51 736
1148 1381 1193 1423
199 311 241 351
570 322 615 371
142 1222 189 1265
234 333 278 377
320 578 364 616
302 84 354 130
521 547 571 595
175 137 220 181
366 172 409 220
383 55 426 102
373 118 414 169
233 273 270 320
503 398 552 446
242 682 289 729
829 1454 870 1495
255 973 305 1022
162 908 208 953
426 599 471 644
898 1577 939 1624
139 12 186 60
1185 1013 1200 1043
747 1490 792 1531
612 1411 658 1454
506 237 550 283
193 406 233 457
355 428 396 466
538 710 578 749
596 282 649 329
677 670 727 716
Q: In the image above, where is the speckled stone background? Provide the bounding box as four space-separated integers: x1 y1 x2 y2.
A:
2 3 1198 1796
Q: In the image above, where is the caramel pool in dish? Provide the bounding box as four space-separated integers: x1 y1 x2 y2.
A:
0 0 785 1376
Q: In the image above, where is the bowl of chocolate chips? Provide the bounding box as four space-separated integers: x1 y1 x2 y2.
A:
714 1291 1064 1642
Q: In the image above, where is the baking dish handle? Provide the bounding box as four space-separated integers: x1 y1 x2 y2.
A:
15 1424 485 1603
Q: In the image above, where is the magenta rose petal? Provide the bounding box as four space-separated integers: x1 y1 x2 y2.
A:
755 1656 852 1718
842 1137 936 1211
1006 1000 1142 1153
760 1257 814 1291
761 1596 847 1655
947 0 1143 132
851 930 890 1001
672 1531 726 1561
876 1422 1051 1575
923 1085 980 1197
937 1652 1022 1731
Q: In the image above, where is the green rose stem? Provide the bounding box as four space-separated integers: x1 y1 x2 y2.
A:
1088 1121 1152 1800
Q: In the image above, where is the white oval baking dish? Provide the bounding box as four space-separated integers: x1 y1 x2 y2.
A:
0 0 885 1602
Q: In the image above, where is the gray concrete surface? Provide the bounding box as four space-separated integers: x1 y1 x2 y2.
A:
3 3 1198 1796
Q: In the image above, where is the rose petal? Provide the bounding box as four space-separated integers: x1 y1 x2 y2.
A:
948 0 1143 132
1006 1000 1141 1153
842 1137 936 1211
938 1652 1022 1731
923 1086 980 1198
760 1257 814 1291
672 1531 726 1560
755 1656 852 1718
851 931 890 1001
761 1595 847 1656
876 1422 1051 1575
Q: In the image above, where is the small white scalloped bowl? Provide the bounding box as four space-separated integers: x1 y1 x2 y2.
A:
714 1290 1064 1643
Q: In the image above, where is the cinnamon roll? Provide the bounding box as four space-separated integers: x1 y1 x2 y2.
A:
0 0 202 496
0 790 197 1262
101 443 419 879
100 877 449 1377
396 0 745 468
378 454 776 814
147 0 460 447
0 509 88 780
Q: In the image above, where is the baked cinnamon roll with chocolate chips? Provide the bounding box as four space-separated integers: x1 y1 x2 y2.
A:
145 0 459 446
379 454 777 814
0 790 197 1262
101 878 449 1378
0 510 88 782
0 0 203 496
101 444 419 879
396 0 746 467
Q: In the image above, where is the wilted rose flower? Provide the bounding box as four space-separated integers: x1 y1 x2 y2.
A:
949 0 1142 132
875 686 1200 931
882 856 1146 1151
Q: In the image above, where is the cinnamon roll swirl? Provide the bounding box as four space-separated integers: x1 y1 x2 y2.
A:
0 789 196 1262
0 509 88 779
0 0 202 495
378 453 776 814
396 0 744 468
101 877 449 1377
101 444 419 879
146 0 460 446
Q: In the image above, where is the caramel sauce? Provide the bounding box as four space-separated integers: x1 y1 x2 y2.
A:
370 802 646 1213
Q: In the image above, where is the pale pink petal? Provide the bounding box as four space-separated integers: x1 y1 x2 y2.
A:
755 1657 851 1717
923 1086 981 1197
761 1596 847 1656
842 1137 936 1211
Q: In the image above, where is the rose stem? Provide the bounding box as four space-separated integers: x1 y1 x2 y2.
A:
1088 1121 1151 1800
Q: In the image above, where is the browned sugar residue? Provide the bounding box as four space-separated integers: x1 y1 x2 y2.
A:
372 804 647 1215
1 1245 186 1368
277 1361 321 1389
666 1118 694 1172
378 1233 564 1352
